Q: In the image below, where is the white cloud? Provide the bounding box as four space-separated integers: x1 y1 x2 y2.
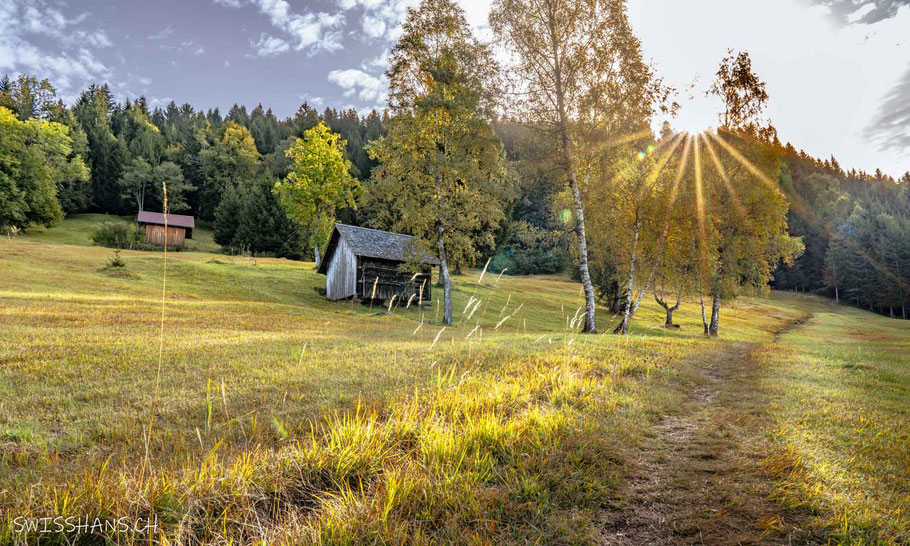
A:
340 0 416 42
166 40 207 57
364 51 390 70
327 68 386 103
361 13 388 39
21 4 75 36
148 96 174 108
299 93 325 107
0 0 109 97
252 34 290 56
76 30 112 48
139 76 152 85
149 25 173 40
216 0 346 54
847 2 877 23
337 0 490 43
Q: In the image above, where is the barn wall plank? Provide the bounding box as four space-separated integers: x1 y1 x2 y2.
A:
326 237 357 300
143 224 186 247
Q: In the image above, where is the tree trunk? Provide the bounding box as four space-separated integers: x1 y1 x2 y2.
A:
656 290 681 327
709 293 720 336
569 161 597 332
548 17 595 333
833 261 839 303
615 217 640 335
610 280 623 314
700 293 710 336
313 245 321 266
895 262 905 319
436 228 453 326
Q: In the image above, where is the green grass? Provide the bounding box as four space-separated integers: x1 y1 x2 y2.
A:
19 213 219 253
755 294 910 543
1 217 908 544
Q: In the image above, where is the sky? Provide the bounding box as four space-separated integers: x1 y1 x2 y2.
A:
1 0 908 177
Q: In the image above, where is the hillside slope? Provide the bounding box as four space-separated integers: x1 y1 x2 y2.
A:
1 228 907 543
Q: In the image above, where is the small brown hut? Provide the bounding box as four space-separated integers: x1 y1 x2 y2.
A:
317 224 438 302
137 211 195 247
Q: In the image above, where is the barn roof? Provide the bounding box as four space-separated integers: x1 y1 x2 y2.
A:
137 211 195 229
318 224 439 274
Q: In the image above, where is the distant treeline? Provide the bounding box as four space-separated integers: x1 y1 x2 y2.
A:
774 146 910 319
0 74 571 273
1 72 907 320
0 74 387 260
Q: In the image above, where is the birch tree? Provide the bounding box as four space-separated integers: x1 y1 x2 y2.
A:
490 0 670 332
698 50 803 335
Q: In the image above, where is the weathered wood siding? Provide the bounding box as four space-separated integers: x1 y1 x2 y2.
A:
326 237 357 300
144 224 186 247
357 257 432 302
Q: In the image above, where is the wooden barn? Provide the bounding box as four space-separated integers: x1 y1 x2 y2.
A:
136 211 195 247
317 224 439 302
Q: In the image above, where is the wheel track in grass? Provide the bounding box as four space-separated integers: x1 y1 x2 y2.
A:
597 313 823 545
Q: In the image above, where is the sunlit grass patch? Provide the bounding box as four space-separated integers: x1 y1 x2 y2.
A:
759 294 910 543
2 230 907 542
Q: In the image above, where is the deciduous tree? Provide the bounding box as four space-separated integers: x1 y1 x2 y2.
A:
491 0 670 332
119 158 194 213
199 121 260 220
0 107 88 230
366 0 512 325
274 121 360 264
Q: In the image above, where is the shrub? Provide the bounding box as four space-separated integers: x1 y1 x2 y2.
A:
91 220 142 249
492 222 566 275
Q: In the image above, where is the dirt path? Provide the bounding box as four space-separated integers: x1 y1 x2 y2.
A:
598 318 819 545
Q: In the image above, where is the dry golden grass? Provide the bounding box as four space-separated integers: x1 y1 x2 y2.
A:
1 219 907 544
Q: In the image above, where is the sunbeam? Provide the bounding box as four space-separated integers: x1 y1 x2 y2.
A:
635 131 685 200
708 132 909 297
693 135 710 269
707 132 784 199
702 134 749 223
667 134 693 212
604 127 656 150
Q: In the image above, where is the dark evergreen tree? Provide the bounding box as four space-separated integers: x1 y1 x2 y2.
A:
73 84 126 212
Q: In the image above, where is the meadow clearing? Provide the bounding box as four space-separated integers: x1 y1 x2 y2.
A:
1 216 908 544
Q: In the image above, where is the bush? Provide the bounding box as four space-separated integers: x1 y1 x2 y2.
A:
91 220 142 249
488 251 518 276
492 222 566 275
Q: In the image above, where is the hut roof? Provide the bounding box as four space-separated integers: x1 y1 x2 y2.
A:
318 224 439 274
137 211 195 229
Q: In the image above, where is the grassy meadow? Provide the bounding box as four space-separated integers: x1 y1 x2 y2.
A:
0 217 907 544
